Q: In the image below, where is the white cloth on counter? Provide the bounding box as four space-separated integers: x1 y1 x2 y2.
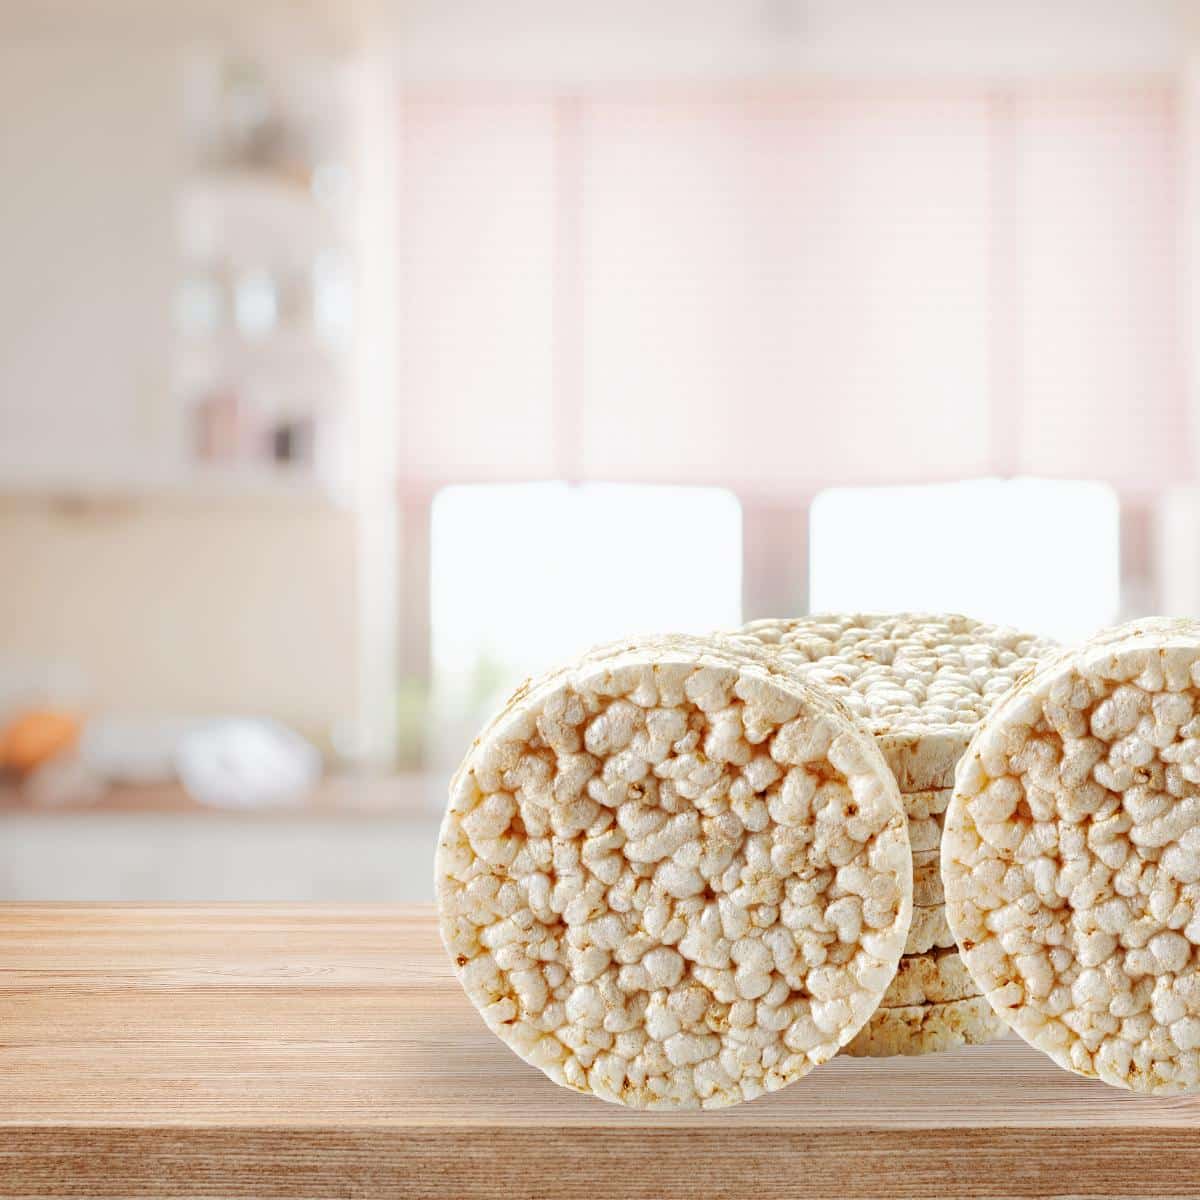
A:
175 718 322 809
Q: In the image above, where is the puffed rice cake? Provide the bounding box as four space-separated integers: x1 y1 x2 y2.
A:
878 946 980 1007
723 615 1055 1058
842 995 1006 1058
901 787 954 821
721 613 1057 793
850 806 993 1057
944 617 1200 1095
905 902 957 956
912 849 945 907
437 636 913 1108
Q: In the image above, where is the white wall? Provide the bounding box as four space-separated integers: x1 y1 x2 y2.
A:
386 0 1191 81
3 0 1187 79
0 42 182 482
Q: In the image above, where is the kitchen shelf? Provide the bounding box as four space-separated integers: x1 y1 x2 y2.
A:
0 464 344 509
175 328 344 377
180 168 344 265
0 904 1197 1198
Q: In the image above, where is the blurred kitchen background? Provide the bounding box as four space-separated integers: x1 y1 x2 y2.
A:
1 0 1197 898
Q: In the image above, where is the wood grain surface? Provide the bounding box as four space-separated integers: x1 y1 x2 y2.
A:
0 904 1197 1198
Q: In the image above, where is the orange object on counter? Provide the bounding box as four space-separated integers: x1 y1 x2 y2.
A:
0 710 81 775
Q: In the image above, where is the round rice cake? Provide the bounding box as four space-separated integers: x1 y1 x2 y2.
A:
842 995 1007 1058
722 614 1055 792
901 787 952 821
906 904 955 955
879 947 979 1008
944 617 1200 1095
912 849 945 908
908 811 945 854
437 637 913 1109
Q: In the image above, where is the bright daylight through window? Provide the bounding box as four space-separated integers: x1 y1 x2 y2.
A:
429 483 743 767
809 478 1120 643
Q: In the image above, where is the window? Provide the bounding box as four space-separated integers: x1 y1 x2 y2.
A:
428 483 742 766
809 478 1119 642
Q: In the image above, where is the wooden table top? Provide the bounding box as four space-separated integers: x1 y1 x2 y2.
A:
0 904 1197 1198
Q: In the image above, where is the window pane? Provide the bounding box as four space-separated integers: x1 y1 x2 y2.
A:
809 478 1119 642
429 482 742 764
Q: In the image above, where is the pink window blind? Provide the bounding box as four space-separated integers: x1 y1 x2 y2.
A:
1010 85 1182 487
578 91 994 489
396 83 1184 491
398 94 557 479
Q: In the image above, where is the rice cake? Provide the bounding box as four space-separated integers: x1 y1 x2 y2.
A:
906 904 956 956
912 849 944 908
907 812 945 854
722 614 1055 793
944 617 1200 1095
878 947 979 1008
900 787 953 821
438 637 913 1109
841 995 1006 1058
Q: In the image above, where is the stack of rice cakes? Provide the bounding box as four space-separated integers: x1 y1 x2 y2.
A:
722 613 1056 1056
